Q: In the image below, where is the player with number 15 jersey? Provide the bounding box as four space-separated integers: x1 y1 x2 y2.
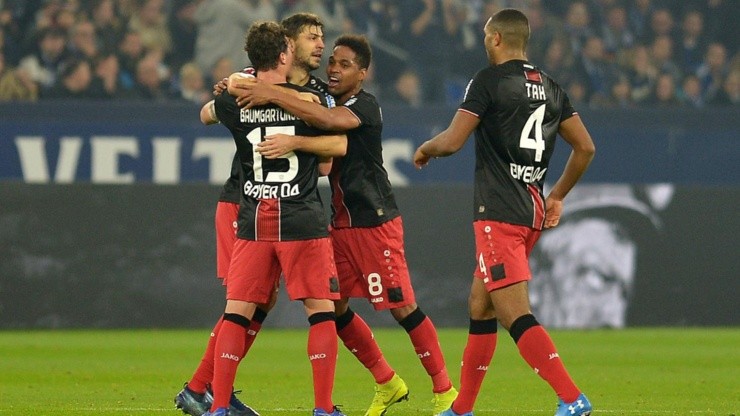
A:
215 84 335 242
460 60 576 230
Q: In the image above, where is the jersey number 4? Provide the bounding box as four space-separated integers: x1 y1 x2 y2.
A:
246 126 298 182
519 104 546 162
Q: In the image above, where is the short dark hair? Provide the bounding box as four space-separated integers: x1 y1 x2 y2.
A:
488 8 530 51
245 21 288 72
281 13 323 40
334 34 372 70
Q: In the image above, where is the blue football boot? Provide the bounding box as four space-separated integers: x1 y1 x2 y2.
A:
313 406 346 416
204 388 260 416
174 383 210 416
555 393 592 416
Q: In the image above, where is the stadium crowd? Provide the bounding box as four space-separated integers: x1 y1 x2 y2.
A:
0 0 737 108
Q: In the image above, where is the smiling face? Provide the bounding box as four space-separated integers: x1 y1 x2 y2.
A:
292 24 324 72
326 45 365 101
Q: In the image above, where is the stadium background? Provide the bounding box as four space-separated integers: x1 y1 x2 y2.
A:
0 0 738 329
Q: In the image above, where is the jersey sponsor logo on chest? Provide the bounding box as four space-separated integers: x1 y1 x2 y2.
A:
243 179 299 199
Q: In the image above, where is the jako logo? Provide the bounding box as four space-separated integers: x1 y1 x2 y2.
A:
548 353 560 360
309 353 327 360
220 353 240 362
417 351 431 359
476 365 489 371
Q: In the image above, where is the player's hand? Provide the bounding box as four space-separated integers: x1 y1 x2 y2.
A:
213 78 228 96
234 79 272 108
298 92 321 103
256 133 297 158
413 146 432 169
543 196 563 228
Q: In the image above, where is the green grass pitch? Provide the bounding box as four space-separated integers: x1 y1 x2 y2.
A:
0 328 737 415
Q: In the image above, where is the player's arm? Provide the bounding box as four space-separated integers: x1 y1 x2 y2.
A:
257 133 347 159
200 100 219 125
544 114 596 228
234 79 359 131
413 109 480 168
318 157 333 176
229 75 321 104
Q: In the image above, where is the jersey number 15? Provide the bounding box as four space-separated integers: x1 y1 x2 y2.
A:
246 126 298 183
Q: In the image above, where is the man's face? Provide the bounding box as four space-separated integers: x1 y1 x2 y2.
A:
326 45 365 96
532 218 636 328
293 25 324 71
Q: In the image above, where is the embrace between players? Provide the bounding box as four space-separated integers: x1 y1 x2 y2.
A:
176 8 595 416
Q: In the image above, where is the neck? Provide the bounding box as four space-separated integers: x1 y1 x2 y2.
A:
288 67 310 87
495 49 527 65
257 70 287 84
336 85 362 105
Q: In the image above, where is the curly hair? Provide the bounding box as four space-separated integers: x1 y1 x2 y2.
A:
334 34 372 70
245 21 289 72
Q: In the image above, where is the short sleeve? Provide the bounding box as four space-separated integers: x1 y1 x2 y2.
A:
559 90 577 122
459 68 493 117
214 92 239 130
342 93 380 127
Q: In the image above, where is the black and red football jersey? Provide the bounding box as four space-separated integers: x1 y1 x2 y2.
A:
215 83 334 241
306 74 329 94
329 90 400 228
459 60 577 230
218 153 241 204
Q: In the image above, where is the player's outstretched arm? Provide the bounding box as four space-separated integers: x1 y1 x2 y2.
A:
413 109 479 169
200 100 219 125
256 133 347 159
234 79 359 132
544 114 596 228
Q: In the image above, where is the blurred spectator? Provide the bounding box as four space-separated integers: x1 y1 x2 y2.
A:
565 78 588 108
650 34 683 81
640 7 676 44
0 51 38 101
562 1 595 57
130 53 170 100
69 20 98 60
524 0 563 65
600 4 635 60
627 45 658 104
194 0 275 77
608 75 634 108
43 57 94 98
708 68 739 106
168 0 198 70
88 0 125 55
696 42 728 103
117 30 144 91
176 61 209 105
398 0 459 103
208 56 235 86
128 0 172 55
369 1 407 88
574 36 620 105
541 36 576 86
91 52 121 98
647 72 680 106
679 74 704 108
18 27 68 92
627 0 655 42
678 9 707 75
384 68 422 108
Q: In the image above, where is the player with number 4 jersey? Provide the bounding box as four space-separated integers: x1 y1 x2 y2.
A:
414 9 595 416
